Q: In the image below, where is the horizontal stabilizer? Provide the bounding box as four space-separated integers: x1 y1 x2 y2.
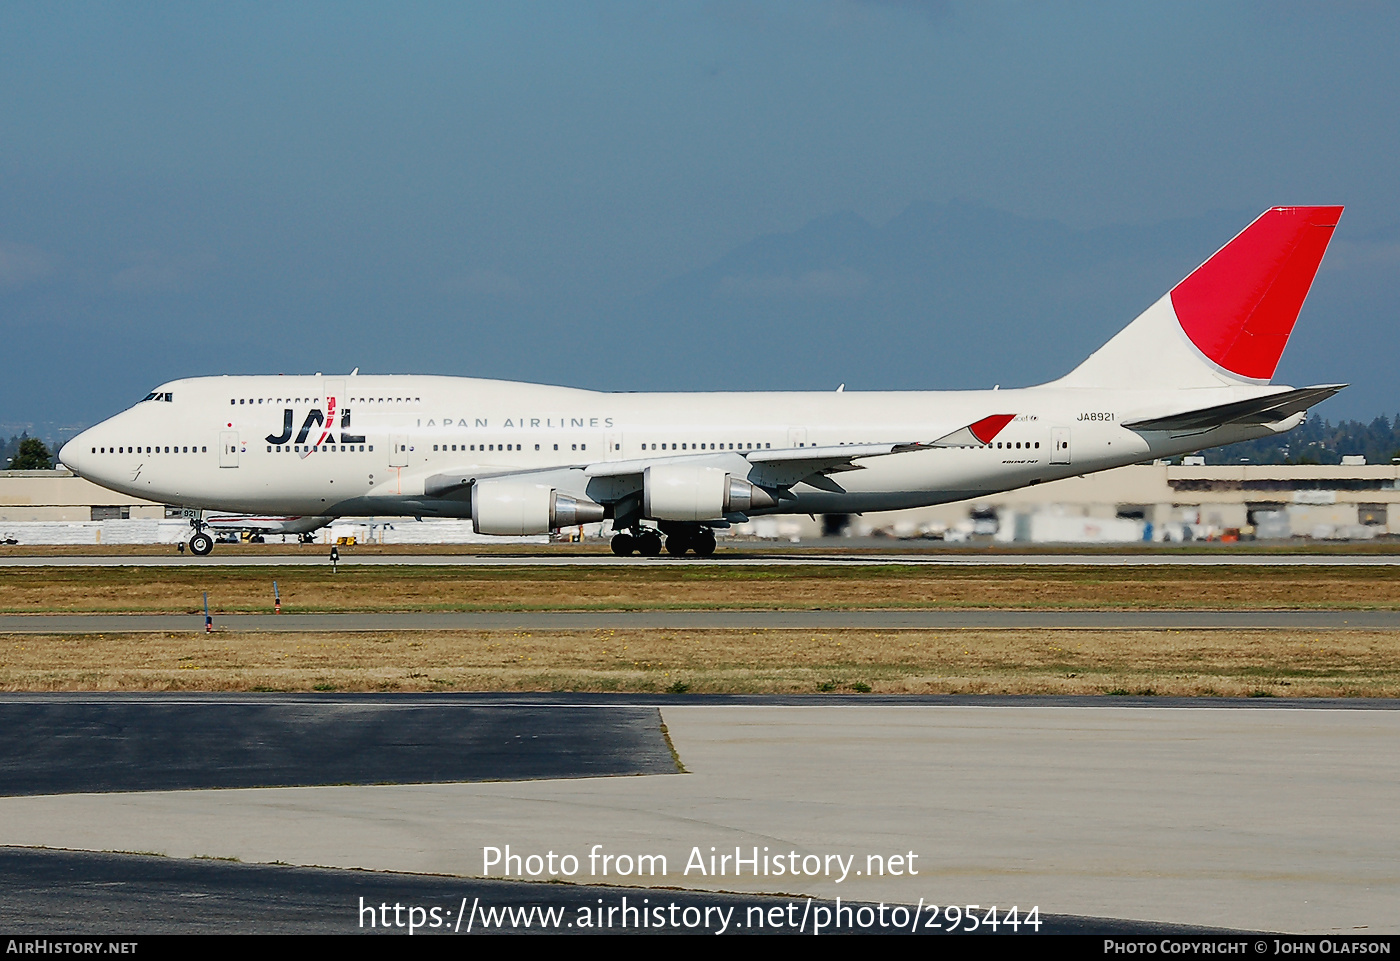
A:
1121 385 1345 434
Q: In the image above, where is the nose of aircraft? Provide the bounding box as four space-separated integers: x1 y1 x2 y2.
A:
59 436 85 476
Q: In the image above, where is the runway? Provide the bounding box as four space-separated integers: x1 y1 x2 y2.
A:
4 550 1400 567
0 698 677 795
0 693 1395 934
4 609 1398 633
0 847 1227 935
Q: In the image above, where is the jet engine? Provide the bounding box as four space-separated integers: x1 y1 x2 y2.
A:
471 480 605 535
643 465 776 521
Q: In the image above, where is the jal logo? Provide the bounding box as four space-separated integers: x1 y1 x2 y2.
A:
266 397 366 447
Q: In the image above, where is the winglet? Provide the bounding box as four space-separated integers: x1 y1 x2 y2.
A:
932 414 1016 447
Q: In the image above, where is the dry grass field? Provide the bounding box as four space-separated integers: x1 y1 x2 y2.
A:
5 540 1400 556
4 627 1396 697
2 563 1400 613
5 563 1398 696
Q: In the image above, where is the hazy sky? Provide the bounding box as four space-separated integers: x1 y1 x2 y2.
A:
2 2 1397 432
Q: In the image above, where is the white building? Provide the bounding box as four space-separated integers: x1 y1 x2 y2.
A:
1 463 1396 545
738 462 1400 543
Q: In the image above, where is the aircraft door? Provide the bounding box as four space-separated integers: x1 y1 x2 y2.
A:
605 432 624 461
787 428 808 449
220 431 240 468
390 434 410 467
1051 427 1071 465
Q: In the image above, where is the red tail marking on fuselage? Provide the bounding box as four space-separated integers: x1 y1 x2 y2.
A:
968 414 1016 444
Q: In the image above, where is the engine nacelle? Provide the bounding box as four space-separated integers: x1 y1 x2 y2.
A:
643 465 776 521
472 480 604 535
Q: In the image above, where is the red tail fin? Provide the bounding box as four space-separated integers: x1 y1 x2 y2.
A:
1170 206 1342 381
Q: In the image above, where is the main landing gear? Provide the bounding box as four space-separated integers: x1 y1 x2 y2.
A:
610 523 716 557
610 529 661 556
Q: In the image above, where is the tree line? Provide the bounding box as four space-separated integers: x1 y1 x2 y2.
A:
1 433 54 470
1212 414 1400 465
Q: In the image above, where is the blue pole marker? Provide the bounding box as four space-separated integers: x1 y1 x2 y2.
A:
273 580 281 614
204 592 212 633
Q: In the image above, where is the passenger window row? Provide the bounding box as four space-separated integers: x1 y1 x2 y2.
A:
268 445 372 453
640 442 770 451
426 441 769 454
93 446 205 454
431 444 527 452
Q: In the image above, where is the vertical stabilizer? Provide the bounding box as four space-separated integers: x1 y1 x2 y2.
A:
1051 206 1342 390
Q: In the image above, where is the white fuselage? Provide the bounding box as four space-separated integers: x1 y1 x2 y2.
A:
59 374 1289 520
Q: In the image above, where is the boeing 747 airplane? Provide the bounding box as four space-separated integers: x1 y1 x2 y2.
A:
62 206 1345 556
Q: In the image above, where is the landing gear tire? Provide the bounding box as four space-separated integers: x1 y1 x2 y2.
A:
665 534 690 556
692 529 716 556
636 531 663 556
189 532 214 556
610 533 636 556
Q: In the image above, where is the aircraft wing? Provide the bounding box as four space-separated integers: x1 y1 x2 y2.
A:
425 442 933 506
424 465 576 497
585 443 933 496
744 443 930 488
580 442 925 477
1122 385 1345 435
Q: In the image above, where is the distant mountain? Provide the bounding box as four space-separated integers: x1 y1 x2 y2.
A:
606 200 1255 392
2 198 1390 427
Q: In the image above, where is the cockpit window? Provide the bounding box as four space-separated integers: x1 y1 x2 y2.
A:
141 391 173 402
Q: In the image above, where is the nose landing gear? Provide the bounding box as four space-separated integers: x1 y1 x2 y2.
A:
184 511 214 556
